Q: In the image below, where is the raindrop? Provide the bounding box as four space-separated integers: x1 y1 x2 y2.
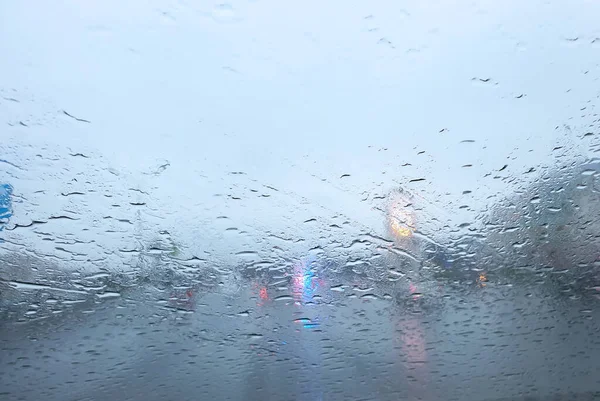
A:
236 250 258 256
96 292 121 299
62 110 91 123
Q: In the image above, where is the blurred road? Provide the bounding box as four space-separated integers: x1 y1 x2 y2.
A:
1 272 599 401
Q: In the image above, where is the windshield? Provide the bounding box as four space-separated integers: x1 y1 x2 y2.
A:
1 1 600 400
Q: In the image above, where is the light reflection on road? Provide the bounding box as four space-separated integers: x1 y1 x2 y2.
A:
397 314 431 400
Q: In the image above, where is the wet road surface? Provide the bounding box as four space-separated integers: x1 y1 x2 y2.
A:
2 275 599 401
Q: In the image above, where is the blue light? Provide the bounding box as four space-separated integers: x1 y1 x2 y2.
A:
0 184 13 240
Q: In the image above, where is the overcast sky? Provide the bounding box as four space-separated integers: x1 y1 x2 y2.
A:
1 0 599 270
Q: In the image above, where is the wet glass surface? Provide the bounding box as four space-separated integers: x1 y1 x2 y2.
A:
1 1 600 400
